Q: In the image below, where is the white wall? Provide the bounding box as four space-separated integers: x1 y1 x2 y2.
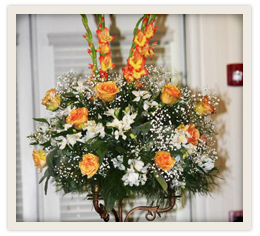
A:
185 14 243 222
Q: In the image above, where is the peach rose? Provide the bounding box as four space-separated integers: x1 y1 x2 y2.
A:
42 88 61 111
66 107 89 130
94 81 120 102
195 96 215 116
79 153 100 178
186 124 200 145
179 124 200 146
160 84 182 105
154 151 175 171
32 149 46 173
200 134 207 145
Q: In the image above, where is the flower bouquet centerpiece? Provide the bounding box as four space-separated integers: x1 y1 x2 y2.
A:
28 14 220 222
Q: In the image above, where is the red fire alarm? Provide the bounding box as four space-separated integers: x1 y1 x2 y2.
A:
229 210 243 222
227 63 243 86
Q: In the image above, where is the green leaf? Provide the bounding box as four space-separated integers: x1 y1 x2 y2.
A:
133 121 151 135
115 146 125 154
46 148 58 176
30 142 39 146
95 145 108 165
44 176 51 195
88 139 105 152
39 168 51 184
40 141 51 148
153 171 168 191
33 118 49 125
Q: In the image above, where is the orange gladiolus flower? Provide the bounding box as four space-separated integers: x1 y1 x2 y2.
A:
132 68 149 80
122 65 135 82
154 151 175 171
134 30 147 47
88 64 94 69
87 48 92 57
136 44 150 58
96 42 111 55
144 23 158 40
137 41 157 59
128 50 146 72
99 54 116 72
66 107 89 130
96 27 115 43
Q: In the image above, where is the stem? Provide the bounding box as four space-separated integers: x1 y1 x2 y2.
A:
148 14 157 25
97 14 106 58
80 14 99 78
141 14 149 32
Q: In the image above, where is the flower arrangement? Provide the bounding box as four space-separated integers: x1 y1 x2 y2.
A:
28 14 220 211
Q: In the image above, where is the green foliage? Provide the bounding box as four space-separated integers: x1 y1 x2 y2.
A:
99 169 126 210
153 170 168 192
33 118 49 125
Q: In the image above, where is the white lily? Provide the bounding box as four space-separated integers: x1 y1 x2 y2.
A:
183 143 197 154
83 121 105 141
122 168 140 187
128 159 144 172
122 111 137 131
140 174 147 185
132 90 151 102
112 156 125 170
105 108 116 118
172 128 188 149
143 100 158 111
58 137 67 150
57 106 72 117
200 155 215 172
75 78 87 93
106 109 137 140
67 132 83 146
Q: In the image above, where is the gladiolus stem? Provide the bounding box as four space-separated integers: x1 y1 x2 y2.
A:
80 14 98 78
141 14 150 32
148 14 157 24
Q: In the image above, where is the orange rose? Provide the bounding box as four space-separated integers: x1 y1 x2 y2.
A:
66 107 89 130
32 149 46 173
94 81 120 102
160 84 182 105
154 151 175 171
200 134 207 145
42 88 61 111
79 153 100 178
179 124 200 146
195 96 215 116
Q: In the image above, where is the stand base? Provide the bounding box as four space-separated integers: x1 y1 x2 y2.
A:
87 186 179 222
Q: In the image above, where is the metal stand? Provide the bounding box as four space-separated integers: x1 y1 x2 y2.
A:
87 185 178 222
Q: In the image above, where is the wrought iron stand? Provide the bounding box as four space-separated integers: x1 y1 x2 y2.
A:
87 185 178 222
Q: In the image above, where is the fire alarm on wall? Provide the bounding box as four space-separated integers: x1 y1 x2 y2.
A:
227 63 243 86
